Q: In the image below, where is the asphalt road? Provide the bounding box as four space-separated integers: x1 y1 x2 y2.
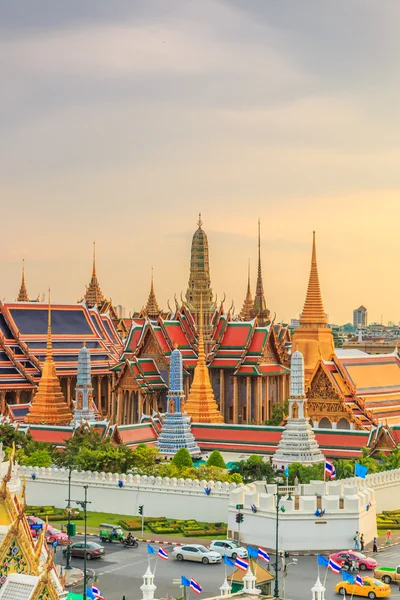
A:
63 538 400 600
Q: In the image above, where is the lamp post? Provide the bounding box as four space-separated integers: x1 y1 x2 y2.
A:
72 485 91 600
273 480 285 600
65 463 73 570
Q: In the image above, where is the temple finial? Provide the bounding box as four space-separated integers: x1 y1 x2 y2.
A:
84 242 105 308
299 231 327 326
17 259 29 302
197 213 203 229
247 259 251 294
47 288 52 356
252 219 270 325
92 241 96 278
240 260 254 320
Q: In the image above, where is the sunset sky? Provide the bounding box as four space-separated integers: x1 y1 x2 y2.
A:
1 1 400 324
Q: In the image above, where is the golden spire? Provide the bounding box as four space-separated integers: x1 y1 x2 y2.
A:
25 291 73 425
252 219 270 325
184 294 223 423
240 260 254 320
299 231 328 326
84 242 105 308
144 268 161 319
17 259 29 302
197 212 203 229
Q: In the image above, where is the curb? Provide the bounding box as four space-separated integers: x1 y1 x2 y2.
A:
65 573 84 589
139 539 181 546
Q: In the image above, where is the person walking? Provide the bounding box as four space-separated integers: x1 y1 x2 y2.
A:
354 531 360 550
373 537 378 553
386 530 391 545
360 534 364 552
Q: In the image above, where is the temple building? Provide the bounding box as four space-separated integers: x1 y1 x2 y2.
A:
292 232 334 385
0 444 64 599
184 215 217 349
157 346 200 457
273 350 325 470
72 343 97 423
17 260 29 302
184 299 223 423
25 296 73 425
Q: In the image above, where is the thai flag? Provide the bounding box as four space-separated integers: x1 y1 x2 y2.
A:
190 579 202 594
235 556 249 571
92 587 104 600
356 575 363 586
325 460 336 479
328 558 341 574
258 548 270 563
158 547 168 560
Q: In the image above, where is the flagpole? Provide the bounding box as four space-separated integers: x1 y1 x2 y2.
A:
153 553 158 577
323 565 329 587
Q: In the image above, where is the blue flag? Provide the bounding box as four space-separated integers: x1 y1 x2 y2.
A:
355 463 368 478
247 546 259 559
147 544 156 555
284 465 289 478
86 588 96 600
181 576 191 587
224 555 235 567
317 554 329 567
342 571 355 584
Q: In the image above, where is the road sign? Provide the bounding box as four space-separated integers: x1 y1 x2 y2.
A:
52 540 58 547
31 524 43 531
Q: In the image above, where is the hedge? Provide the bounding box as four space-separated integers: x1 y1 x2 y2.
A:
119 520 142 530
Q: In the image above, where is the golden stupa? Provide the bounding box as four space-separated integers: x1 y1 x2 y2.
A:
292 232 334 384
25 292 73 425
184 296 223 423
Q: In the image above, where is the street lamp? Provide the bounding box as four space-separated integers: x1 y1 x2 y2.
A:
65 463 73 570
273 479 285 600
71 485 91 600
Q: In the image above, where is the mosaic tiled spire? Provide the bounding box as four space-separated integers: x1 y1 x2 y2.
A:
73 343 96 423
157 346 200 457
84 242 105 308
185 296 223 423
300 231 327 326
272 350 324 469
144 269 161 320
252 220 270 325
25 292 73 425
240 260 254 320
17 260 29 302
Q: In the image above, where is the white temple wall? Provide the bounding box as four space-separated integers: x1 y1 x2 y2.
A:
20 466 238 523
340 469 400 513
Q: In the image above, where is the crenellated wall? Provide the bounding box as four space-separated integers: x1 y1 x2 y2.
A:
227 480 377 551
19 465 240 522
340 469 400 512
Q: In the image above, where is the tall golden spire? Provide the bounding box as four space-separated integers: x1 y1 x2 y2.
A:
84 242 105 308
17 259 29 302
184 294 223 423
240 260 254 320
25 291 73 425
292 232 334 384
252 219 270 325
144 268 161 320
299 231 327 326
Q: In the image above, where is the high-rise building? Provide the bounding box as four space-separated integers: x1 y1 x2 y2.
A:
353 305 368 328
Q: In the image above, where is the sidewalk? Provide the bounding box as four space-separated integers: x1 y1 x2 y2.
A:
55 565 84 588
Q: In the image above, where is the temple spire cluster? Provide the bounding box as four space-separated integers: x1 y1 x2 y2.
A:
239 220 270 325
25 292 73 425
84 242 105 308
17 259 29 302
240 260 254 320
143 269 161 320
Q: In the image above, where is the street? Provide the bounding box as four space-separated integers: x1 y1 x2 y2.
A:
63 538 400 600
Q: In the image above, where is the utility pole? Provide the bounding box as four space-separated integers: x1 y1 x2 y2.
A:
72 486 91 600
139 505 144 538
65 462 73 570
274 482 284 600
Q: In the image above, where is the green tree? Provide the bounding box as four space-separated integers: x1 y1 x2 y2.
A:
207 451 226 469
265 400 289 426
335 459 355 480
288 462 324 484
18 449 53 468
131 445 160 475
0 424 32 451
381 445 400 471
172 448 193 469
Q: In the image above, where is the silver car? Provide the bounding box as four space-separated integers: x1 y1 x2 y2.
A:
209 540 248 559
172 544 222 564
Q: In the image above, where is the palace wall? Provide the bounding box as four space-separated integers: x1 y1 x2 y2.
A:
227 481 377 551
19 466 239 523
340 469 400 512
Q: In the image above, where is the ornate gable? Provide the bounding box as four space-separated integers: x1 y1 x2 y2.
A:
117 364 141 390
309 366 340 401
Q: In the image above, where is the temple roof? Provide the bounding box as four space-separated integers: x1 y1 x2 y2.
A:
239 261 254 321
252 220 270 325
16 261 29 303
299 231 327 326
84 242 105 308
143 270 161 320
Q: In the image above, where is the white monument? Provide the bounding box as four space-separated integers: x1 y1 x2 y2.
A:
140 566 157 600
272 350 325 470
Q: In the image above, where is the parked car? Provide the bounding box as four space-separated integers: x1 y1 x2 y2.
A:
209 540 248 559
172 544 222 564
335 577 390 598
374 565 400 584
45 526 70 546
329 551 378 571
63 542 105 560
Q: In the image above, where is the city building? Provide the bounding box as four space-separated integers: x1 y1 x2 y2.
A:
353 305 368 329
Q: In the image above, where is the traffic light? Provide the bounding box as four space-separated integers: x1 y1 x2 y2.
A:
235 513 244 523
139 505 144 516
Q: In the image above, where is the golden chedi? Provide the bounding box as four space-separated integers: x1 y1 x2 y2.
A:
185 297 223 423
292 232 334 385
25 293 73 425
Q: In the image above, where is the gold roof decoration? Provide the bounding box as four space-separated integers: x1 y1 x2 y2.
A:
25 291 73 425
84 241 105 308
299 231 328 326
144 268 161 319
240 260 254 321
185 295 223 423
17 259 29 302
252 219 270 326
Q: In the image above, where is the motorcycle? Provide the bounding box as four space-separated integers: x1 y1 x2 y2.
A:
342 561 358 574
121 536 139 548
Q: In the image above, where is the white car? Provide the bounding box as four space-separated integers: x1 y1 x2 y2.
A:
209 540 248 559
172 544 222 564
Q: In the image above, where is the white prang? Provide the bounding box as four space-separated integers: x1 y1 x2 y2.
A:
140 566 157 600
242 566 261 595
219 578 231 596
272 350 325 470
311 576 325 600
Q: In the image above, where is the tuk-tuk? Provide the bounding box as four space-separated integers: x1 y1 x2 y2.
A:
99 523 124 543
